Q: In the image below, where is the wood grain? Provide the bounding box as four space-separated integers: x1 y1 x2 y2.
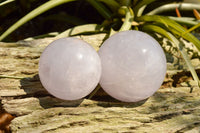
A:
0 34 200 133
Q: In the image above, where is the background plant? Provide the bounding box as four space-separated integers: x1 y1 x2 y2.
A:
0 0 200 90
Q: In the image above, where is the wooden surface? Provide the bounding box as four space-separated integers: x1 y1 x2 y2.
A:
0 34 200 133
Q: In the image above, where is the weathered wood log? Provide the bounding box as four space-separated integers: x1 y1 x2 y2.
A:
7 88 200 133
0 33 200 133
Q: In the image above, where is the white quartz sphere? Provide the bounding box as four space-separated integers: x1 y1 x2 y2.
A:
39 37 101 100
99 30 166 102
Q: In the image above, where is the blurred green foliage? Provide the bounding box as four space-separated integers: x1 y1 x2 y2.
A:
0 0 199 88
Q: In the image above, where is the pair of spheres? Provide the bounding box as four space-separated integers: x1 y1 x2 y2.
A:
39 30 167 102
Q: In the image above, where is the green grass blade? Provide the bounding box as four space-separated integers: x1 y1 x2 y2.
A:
168 16 199 26
182 22 200 35
88 84 101 99
168 34 200 89
142 24 171 39
137 15 200 51
134 0 156 17
137 5 147 17
0 0 76 41
109 28 117 37
98 0 120 12
118 0 131 6
0 75 24 79
147 3 200 15
119 6 134 31
86 0 112 20
142 24 200 88
56 24 104 38
0 0 15 6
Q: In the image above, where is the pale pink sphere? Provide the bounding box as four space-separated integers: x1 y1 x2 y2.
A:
39 37 101 100
99 30 166 102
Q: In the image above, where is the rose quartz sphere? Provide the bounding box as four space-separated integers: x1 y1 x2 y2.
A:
99 30 166 102
39 37 101 100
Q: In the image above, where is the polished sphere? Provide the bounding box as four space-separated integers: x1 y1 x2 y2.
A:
99 30 166 102
39 37 101 100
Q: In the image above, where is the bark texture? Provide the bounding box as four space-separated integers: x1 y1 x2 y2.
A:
0 34 200 133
